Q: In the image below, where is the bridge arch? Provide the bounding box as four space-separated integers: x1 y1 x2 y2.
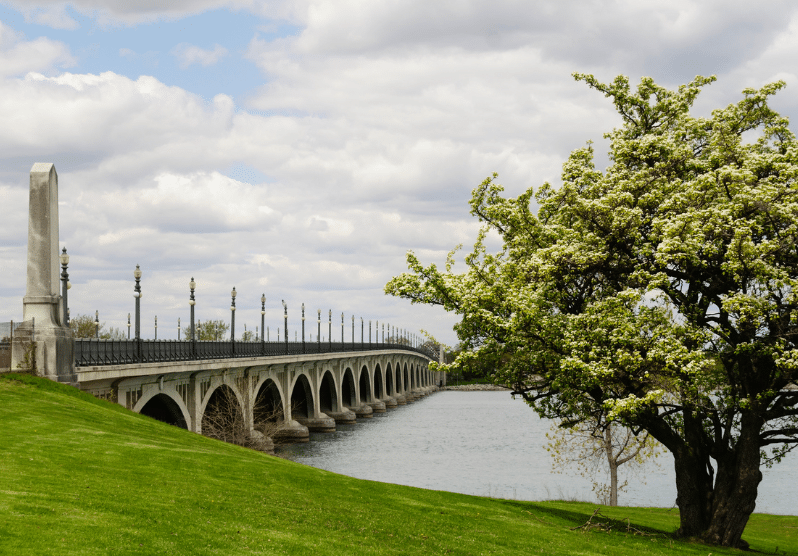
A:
290 373 315 420
404 363 411 391
395 361 403 393
374 363 384 399
359 365 371 404
341 367 357 408
385 363 394 396
318 370 339 414
253 378 284 429
138 392 189 429
201 383 244 440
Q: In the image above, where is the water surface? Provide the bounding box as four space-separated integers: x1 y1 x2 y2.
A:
278 391 797 514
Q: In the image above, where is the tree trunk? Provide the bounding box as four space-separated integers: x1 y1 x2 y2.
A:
605 426 618 506
702 413 763 549
668 412 714 538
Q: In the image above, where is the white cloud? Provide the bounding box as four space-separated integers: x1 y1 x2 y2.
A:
171 42 229 68
2 3 798 346
2 0 302 27
25 4 80 29
0 21 74 77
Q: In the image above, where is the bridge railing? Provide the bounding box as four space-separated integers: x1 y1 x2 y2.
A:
74 338 437 367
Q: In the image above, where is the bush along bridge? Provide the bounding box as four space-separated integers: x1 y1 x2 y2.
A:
7 163 445 452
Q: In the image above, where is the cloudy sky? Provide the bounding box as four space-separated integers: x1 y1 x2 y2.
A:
1 1 797 345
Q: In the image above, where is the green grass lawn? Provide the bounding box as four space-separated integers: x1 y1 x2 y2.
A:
1 373 796 555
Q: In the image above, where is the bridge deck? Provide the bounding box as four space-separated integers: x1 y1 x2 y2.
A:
76 347 433 382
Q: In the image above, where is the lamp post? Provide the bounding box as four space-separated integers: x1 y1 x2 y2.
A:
127 313 131 339
369 320 372 349
178 317 181 340
282 300 288 355
328 309 332 351
261 294 266 355
189 276 196 341
351 314 355 345
133 268 142 329
154 315 157 340
317 309 321 353
301 303 305 354
95 310 99 339
382 323 384 344
59 247 70 326
341 312 344 343
361 317 364 348
230 287 236 355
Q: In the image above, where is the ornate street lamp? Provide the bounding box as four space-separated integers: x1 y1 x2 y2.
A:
301 303 305 353
361 317 364 347
317 309 321 353
260 294 266 342
341 312 344 343
59 247 70 326
189 277 196 343
154 315 158 340
133 265 142 347
95 310 99 339
261 294 266 355
369 320 372 348
282 300 288 354
178 317 181 340
127 313 131 339
328 309 332 350
230 287 237 354
351 314 355 345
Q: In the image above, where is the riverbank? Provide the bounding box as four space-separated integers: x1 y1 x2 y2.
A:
443 383 511 391
1 373 794 555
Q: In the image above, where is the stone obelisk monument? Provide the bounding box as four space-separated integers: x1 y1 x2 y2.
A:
11 163 75 382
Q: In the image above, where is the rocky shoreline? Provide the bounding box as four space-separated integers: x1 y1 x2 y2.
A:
443 383 511 391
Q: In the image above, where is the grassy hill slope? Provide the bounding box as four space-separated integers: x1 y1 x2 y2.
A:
1 373 796 555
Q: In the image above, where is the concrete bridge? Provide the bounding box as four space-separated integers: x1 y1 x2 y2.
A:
78 347 439 445
8 163 445 450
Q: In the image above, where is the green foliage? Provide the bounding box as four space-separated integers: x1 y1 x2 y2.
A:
70 314 126 339
1 374 796 555
386 73 798 546
182 319 229 341
14 341 36 373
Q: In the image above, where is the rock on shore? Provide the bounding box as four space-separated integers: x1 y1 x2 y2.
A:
443 384 510 391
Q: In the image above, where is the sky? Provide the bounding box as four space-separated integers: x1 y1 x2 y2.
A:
1 1 797 346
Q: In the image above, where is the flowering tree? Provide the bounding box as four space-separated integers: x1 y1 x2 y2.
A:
547 415 660 507
386 74 798 548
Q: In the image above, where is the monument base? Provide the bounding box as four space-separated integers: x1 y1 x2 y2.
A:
11 322 75 384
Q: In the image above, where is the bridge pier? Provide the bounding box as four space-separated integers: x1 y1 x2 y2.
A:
274 420 310 443
326 408 357 424
353 404 373 418
367 400 386 413
297 413 337 433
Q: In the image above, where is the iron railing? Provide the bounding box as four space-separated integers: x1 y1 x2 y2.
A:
74 338 437 367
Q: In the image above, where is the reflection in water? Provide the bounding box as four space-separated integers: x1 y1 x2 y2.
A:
277 391 797 514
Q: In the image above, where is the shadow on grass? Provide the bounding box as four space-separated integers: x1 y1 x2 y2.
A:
500 500 676 537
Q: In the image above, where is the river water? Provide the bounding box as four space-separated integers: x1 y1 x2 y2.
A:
277 390 798 515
